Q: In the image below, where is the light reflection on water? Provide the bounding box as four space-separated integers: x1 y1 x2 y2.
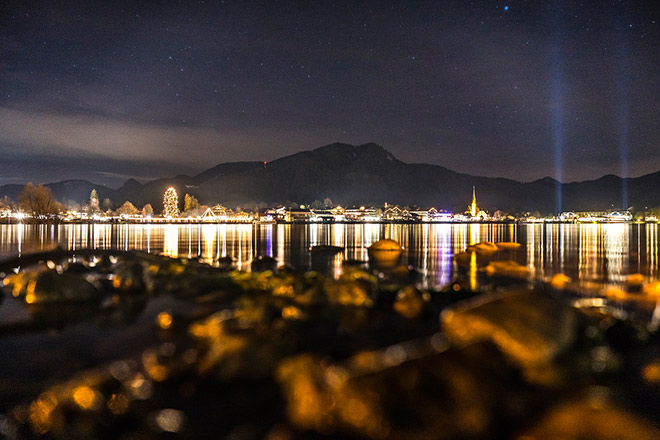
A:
0 223 659 289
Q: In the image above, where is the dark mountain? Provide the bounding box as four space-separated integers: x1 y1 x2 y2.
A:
114 175 196 210
0 185 23 202
117 178 142 193
194 161 263 182
0 180 116 206
2 142 658 213
189 143 548 211
189 143 660 212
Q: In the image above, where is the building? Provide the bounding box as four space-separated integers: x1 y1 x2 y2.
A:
382 206 410 221
465 186 488 220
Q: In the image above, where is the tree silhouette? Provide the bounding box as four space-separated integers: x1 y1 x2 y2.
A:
118 201 139 216
19 183 58 218
142 203 154 217
184 193 199 211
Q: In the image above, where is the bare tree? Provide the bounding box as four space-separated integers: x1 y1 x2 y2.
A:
184 193 200 212
118 201 139 216
0 196 11 210
18 183 59 218
142 203 154 217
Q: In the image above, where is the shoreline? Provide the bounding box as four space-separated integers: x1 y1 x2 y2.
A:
2 219 658 225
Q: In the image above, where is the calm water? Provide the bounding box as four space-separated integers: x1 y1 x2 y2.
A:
0 223 659 289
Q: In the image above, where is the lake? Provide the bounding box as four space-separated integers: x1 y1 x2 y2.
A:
1 222 658 290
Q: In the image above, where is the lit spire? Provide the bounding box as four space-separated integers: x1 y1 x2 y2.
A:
469 186 478 217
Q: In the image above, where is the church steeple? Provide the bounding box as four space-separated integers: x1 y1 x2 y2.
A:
468 186 478 217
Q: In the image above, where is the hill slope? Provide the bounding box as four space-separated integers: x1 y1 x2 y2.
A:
1 142 658 213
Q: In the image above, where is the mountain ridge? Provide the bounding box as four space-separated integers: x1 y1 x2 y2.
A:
1 142 657 213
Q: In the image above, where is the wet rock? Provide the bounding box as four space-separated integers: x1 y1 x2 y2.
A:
277 341 534 439
310 245 343 254
251 256 278 273
310 250 342 274
454 250 493 270
217 256 235 270
441 289 579 383
466 241 499 256
550 273 571 290
7 270 101 304
641 361 660 384
642 281 660 298
518 392 660 440
63 262 89 274
605 287 628 301
26 303 101 327
626 273 646 288
323 280 373 307
4 247 660 439
484 260 529 279
393 286 426 319
189 312 278 379
368 239 402 267
604 319 650 350
453 251 474 268
389 265 416 284
111 260 148 294
495 242 521 251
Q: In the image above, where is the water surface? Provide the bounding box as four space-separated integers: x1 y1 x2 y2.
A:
2 223 659 290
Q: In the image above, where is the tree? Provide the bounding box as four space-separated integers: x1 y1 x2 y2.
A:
142 203 154 217
163 187 179 217
118 201 139 216
184 193 199 212
89 189 100 212
18 183 58 217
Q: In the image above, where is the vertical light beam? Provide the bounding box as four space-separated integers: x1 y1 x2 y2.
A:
550 7 564 214
615 26 630 210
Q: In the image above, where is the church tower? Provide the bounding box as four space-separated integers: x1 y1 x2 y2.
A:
468 186 478 217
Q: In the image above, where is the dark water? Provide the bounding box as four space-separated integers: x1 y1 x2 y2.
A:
1 222 659 289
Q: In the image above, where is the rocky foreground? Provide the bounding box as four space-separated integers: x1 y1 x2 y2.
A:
1 242 660 439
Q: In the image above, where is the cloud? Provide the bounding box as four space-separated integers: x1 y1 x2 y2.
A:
0 105 350 166
0 107 263 166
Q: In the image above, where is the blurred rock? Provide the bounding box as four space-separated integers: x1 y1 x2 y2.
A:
393 286 426 319
217 256 235 270
495 242 521 251
466 241 498 256
3 247 660 439
277 341 537 439
484 260 529 279
441 289 579 384
323 280 373 307
519 394 660 440
550 273 571 290
251 256 278 273
8 270 101 304
310 245 343 254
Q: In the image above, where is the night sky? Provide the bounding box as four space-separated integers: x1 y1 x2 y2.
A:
1 0 659 188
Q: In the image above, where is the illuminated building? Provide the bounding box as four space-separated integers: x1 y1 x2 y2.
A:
467 186 478 217
382 206 410 221
465 186 488 220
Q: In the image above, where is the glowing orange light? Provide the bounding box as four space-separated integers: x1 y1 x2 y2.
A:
157 311 173 329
